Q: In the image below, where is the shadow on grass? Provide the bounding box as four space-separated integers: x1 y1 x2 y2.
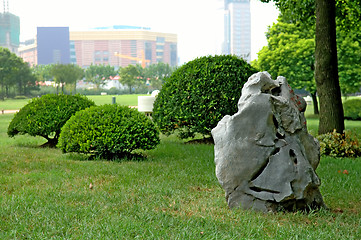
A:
64 151 148 162
184 137 214 145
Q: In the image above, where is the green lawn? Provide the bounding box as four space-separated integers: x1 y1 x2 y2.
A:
0 113 360 239
0 94 146 110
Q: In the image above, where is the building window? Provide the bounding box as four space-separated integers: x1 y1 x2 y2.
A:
53 49 61 63
156 37 165 43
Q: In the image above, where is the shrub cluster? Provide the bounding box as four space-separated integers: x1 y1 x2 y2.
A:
343 98 361 120
58 104 160 159
7 94 95 147
153 55 258 139
317 130 361 158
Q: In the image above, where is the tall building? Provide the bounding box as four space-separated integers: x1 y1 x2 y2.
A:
70 26 178 68
0 10 20 54
223 0 251 62
37 27 70 65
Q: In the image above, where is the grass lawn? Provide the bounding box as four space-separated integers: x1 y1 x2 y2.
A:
0 112 360 239
0 94 146 110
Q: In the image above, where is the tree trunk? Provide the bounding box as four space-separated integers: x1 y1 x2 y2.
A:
311 92 319 115
315 0 344 134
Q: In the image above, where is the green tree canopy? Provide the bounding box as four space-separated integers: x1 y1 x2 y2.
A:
84 64 116 89
253 16 361 114
118 64 142 94
0 47 36 98
260 0 361 134
32 64 54 82
50 64 84 94
143 62 174 91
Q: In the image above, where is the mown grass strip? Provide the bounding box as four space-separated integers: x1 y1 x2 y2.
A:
0 114 360 239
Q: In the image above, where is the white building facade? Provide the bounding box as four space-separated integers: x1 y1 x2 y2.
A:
223 0 251 62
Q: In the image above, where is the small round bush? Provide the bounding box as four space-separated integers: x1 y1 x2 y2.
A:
343 98 361 120
58 104 160 159
153 55 258 139
7 94 95 147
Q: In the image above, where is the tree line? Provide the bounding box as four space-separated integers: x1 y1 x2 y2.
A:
259 0 360 134
0 47 175 98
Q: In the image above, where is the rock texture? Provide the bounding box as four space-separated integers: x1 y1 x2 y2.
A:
211 72 326 212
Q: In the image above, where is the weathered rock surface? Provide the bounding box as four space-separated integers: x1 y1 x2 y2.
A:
211 72 326 212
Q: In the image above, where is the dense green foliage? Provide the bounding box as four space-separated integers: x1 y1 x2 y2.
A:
7 94 95 146
317 130 361 158
84 64 117 89
260 0 361 31
253 17 361 97
118 64 141 94
0 47 37 98
51 64 84 94
343 99 361 120
153 55 257 139
58 104 160 159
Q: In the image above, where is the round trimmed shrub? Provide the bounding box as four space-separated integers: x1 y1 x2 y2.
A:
7 94 95 147
153 55 258 139
343 98 361 120
58 104 160 159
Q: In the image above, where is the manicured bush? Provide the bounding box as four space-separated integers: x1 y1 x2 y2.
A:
58 104 160 160
7 94 95 147
317 130 361 158
153 55 258 139
343 98 361 120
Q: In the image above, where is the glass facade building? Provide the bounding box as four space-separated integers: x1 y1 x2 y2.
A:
37 27 71 65
223 0 251 62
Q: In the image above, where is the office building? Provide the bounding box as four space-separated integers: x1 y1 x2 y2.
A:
19 26 178 68
18 27 71 65
223 0 251 62
37 27 71 65
70 26 178 68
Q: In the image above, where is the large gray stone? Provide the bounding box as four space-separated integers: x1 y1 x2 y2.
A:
211 72 326 212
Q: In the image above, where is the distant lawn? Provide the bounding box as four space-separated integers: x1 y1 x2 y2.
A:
87 94 147 106
0 112 360 239
0 98 31 110
0 94 147 110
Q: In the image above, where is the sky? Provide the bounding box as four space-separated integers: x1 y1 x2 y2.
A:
9 0 279 64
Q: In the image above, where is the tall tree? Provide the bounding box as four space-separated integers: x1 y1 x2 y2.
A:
254 17 361 116
315 0 343 134
118 65 141 94
32 64 54 82
0 47 36 98
50 64 84 94
252 19 319 114
144 62 174 91
260 0 361 134
84 64 116 89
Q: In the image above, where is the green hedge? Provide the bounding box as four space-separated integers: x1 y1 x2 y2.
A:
343 98 361 120
58 104 160 160
153 55 258 139
7 94 95 147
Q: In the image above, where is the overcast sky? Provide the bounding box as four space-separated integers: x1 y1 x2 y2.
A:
9 0 279 64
